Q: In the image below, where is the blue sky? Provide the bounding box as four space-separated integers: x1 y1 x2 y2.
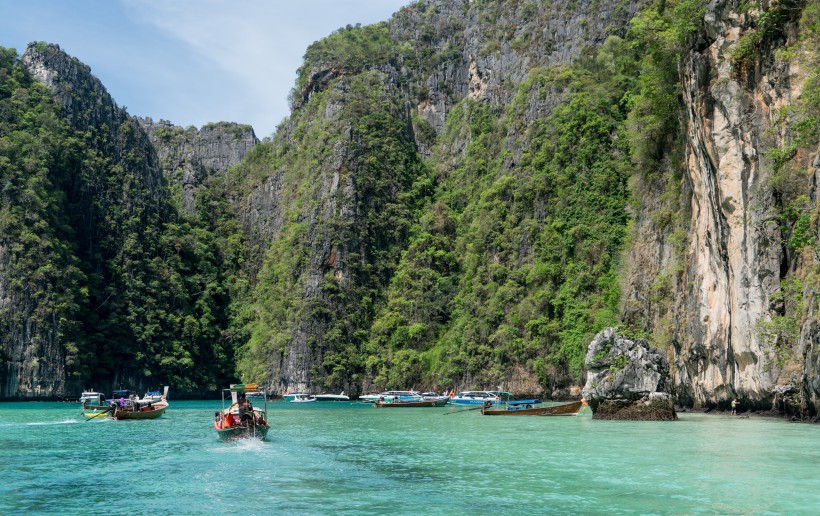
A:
1 0 410 138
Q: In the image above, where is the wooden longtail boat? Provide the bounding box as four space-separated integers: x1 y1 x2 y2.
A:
112 400 168 420
481 400 584 416
374 399 448 408
214 383 270 441
111 387 169 420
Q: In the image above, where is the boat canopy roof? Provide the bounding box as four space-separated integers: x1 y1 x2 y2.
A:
227 383 260 393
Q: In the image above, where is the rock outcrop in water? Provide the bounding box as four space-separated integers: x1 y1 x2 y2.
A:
583 328 677 420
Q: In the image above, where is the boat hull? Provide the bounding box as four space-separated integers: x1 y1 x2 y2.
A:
83 410 111 419
313 394 350 402
450 399 500 405
481 400 583 416
215 424 270 441
112 403 168 420
375 399 448 408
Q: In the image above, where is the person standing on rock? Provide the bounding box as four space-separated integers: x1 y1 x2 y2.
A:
731 398 738 415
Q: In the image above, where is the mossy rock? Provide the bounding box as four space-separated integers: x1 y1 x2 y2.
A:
592 398 678 421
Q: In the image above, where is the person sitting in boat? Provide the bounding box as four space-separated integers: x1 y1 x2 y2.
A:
238 394 254 423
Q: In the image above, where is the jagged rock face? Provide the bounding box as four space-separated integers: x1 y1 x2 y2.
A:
3 43 167 399
583 328 673 405
0 272 68 399
252 0 648 393
2 44 253 399
238 67 419 395
674 1 784 409
139 118 258 214
645 1 813 411
620 1 818 416
21 43 122 136
389 0 645 136
21 44 166 208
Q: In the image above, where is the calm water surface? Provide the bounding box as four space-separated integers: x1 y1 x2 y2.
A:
1 400 817 515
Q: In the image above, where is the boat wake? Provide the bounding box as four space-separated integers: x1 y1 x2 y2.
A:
210 438 267 453
0 418 79 428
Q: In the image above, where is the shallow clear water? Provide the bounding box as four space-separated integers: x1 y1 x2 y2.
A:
1 401 818 515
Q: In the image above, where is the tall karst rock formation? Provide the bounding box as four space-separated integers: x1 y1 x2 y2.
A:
622 0 818 416
234 0 648 395
0 43 256 399
236 0 817 418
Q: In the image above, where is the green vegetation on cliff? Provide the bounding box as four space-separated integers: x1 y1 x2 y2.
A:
218 0 714 393
1 46 237 395
5 0 815 399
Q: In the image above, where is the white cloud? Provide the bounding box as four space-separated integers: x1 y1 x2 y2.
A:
122 0 409 137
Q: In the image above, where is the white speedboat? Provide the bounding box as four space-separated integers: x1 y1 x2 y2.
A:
421 392 450 403
79 391 106 404
360 390 422 403
290 394 316 403
283 392 309 402
140 389 165 402
313 392 350 402
450 391 504 406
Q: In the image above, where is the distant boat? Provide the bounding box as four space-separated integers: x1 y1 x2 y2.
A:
290 394 316 403
313 392 350 402
80 391 109 418
214 383 270 441
142 389 165 402
450 391 505 406
79 390 106 404
374 398 448 408
421 392 451 404
359 391 423 403
480 400 583 416
246 391 266 401
283 392 309 402
111 387 169 420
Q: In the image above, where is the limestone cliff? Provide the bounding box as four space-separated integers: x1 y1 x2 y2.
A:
622 0 819 417
1 43 167 398
139 118 258 214
1 44 254 399
245 0 647 394
3 2 817 414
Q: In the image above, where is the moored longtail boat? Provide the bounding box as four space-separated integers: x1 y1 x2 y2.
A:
480 400 583 416
214 383 270 441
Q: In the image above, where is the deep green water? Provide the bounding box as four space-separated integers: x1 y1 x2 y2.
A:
1 401 818 515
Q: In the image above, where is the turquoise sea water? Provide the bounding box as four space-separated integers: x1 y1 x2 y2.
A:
1 401 818 515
